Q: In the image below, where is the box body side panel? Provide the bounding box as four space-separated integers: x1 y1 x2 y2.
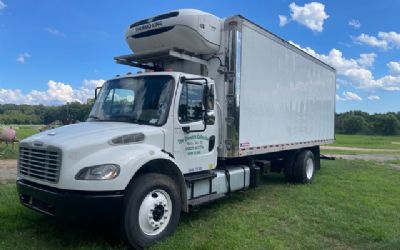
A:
237 23 335 155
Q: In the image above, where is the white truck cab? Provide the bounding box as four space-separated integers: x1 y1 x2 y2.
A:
17 9 335 249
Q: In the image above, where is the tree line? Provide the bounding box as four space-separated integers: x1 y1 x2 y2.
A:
0 104 399 136
0 101 94 125
336 111 400 135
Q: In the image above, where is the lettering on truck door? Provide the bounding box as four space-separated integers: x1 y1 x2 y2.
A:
173 79 218 174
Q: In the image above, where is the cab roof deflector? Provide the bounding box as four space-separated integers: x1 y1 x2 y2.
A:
114 48 210 71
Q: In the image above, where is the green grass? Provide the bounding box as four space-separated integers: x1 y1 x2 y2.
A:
1 159 399 249
332 134 400 149
15 126 40 140
321 149 400 156
0 125 40 159
386 159 400 165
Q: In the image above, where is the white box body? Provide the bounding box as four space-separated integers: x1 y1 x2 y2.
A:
220 16 336 157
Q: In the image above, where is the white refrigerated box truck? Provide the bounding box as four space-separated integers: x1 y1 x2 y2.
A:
17 9 335 248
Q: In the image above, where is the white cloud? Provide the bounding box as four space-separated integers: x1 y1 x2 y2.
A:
289 41 362 74
343 91 362 101
354 31 400 50
387 61 400 75
367 95 380 100
348 19 361 29
16 53 31 64
279 15 289 27
289 40 400 91
288 2 329 32
44 27 65 37
0 79 105 105
0 89 24 104
0 1 6 10
357 53 376 68
336 94 345 101
378 31 400 47
336 92 363 101
354 33 388 50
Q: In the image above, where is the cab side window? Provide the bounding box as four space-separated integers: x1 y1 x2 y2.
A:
178 83 204 123
207 85 215 111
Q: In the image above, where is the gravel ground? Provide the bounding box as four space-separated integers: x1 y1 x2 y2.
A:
325 154 400 170
321 146 400 152
0 160 17 184
327 154 400 162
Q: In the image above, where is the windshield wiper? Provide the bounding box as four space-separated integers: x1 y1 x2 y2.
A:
131 118 150 125
109 114 134 121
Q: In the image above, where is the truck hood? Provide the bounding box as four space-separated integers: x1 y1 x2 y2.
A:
22 121 165 151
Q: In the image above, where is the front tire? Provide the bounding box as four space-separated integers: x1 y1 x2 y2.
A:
122 173 181 249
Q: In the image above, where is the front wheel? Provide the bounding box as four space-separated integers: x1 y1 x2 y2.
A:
122 173 181 249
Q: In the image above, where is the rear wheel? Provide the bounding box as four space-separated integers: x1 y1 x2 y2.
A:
122 173 181 249
283 153 296 182
294 150 315 183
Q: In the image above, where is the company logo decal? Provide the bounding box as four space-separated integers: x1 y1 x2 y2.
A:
135 21 163 32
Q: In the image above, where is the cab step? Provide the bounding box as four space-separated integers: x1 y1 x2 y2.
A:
188 193 225 206
185 171 217 201
184 170 217 183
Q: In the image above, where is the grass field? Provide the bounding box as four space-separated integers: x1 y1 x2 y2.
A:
387 159 400 164
332 134 400 149
1 159 399 250
0 125 41 159
320 134 400 156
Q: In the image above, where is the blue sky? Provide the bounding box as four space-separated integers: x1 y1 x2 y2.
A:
0 0 399 113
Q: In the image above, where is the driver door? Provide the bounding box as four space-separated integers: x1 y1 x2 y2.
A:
173 77 218 174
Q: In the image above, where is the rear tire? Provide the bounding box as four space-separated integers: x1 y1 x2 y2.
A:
122 173 181 249
283 153 296 182
294 150 315 183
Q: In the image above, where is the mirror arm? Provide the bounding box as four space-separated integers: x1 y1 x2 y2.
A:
95 87 102 99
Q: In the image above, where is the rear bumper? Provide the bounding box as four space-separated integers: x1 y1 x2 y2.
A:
17 179 124 217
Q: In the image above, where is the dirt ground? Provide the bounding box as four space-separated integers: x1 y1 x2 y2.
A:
0 160 17 184
325 154 400 170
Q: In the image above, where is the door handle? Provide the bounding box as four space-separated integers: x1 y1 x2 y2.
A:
182 126 190 133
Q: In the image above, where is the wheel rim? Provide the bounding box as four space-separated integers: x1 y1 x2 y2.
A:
305 158 314 180
138 189 172 236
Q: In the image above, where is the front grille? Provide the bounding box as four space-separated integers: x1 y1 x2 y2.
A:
18 146 62 183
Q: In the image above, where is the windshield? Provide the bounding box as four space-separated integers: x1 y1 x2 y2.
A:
88 75 175 126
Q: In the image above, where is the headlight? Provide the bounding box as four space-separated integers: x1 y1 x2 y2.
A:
75 164 120 180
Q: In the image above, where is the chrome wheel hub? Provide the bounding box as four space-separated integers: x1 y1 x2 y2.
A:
306 158 314 180
138 189 172 236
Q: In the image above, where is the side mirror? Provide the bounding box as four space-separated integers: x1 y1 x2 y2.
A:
202 84 209 124
203 84 209 110
178 76 209 133
95 87 102 99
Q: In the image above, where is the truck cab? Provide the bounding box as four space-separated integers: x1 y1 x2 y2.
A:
17 71 220 248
